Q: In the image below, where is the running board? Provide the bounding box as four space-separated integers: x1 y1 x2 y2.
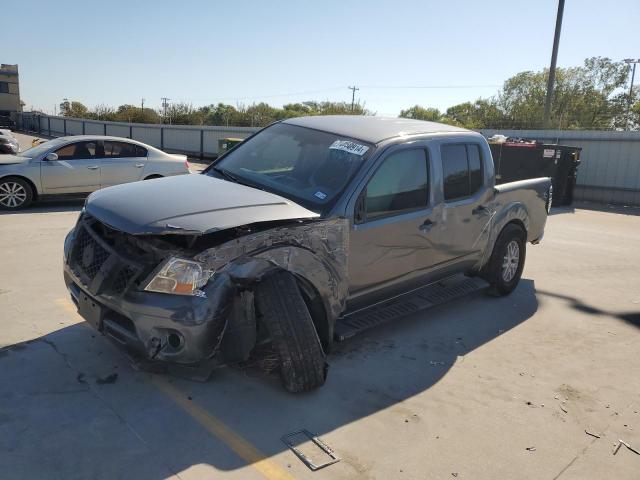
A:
334 275 488 341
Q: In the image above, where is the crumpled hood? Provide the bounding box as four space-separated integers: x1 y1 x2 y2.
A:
85 173 319 235
0 154 27 165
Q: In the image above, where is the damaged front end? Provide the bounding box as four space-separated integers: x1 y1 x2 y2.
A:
63 210 349 373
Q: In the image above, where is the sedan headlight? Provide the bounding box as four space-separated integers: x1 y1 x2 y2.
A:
144 257 213 296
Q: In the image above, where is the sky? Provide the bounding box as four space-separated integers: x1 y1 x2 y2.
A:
3 0 639 117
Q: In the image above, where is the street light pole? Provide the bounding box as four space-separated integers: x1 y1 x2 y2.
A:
543 0 565 129
624 58 639 130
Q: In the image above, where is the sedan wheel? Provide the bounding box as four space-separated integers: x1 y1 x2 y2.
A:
0 179 33 210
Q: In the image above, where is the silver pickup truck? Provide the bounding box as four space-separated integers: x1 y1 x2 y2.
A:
63 116 551 392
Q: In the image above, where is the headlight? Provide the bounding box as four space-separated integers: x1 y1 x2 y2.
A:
144 257 213 296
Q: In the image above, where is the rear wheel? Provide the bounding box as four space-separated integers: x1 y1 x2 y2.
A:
0 177 33 210
483 224 526 296
254 271 327 393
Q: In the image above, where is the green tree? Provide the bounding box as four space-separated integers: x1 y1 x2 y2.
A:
59 99 89 118
399 105 442 121
114 104 160 124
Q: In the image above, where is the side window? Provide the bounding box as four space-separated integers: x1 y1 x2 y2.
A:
135 145 148 157
468 144 483 194
442 145 469 201
103 141 140 158
441 144 484 201
365 149 428 220
54 141 98 160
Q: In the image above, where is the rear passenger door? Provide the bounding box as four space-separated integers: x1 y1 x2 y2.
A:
348 147 438 306
100 141 148 188
435 143 493 270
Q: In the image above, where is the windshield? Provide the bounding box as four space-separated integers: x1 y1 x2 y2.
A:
207 123 373 212
17 138 68 158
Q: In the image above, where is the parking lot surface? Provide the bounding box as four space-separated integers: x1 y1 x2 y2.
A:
1 179 639 477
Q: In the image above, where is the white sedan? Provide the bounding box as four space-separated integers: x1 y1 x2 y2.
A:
0 135 191 209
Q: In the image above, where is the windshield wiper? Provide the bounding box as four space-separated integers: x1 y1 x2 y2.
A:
212 166 240 183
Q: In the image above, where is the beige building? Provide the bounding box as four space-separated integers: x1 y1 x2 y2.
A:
0 64 21 116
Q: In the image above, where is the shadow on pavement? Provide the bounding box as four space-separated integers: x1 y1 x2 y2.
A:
537 289 640 330
0 280 538 478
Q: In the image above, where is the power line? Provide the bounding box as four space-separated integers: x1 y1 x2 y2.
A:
360 84 501 89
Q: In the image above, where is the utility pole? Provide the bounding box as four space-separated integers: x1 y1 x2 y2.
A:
161 97 170 124
543 0 565 129
348 86 359 112
624 59 639 130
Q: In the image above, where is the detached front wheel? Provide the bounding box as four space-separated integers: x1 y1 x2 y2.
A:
484 224 526 296
255 271 327 393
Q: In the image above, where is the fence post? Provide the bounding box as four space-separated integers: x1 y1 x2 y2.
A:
129 125 133 139
103 123 107 136
48 117 51 136
200 128 204 159
160 127 164 150
63 119 67 135
82 120 85 135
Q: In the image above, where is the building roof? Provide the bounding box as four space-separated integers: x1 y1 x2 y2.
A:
283 115 471 144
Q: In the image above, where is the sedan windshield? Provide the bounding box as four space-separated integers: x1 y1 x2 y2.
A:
207 123 373 212
17 138 68 158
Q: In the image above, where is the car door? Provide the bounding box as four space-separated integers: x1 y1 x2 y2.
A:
347 146 439 308
100 141 148 188
432 142 493 271
41 140 101 194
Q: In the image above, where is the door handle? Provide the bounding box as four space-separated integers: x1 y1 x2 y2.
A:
86 166 99 170
472 205 488 215
419 219 436 233
135 163 144 168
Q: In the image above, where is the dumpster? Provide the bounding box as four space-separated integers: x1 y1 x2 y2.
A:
489 139 581 206
218 138 244 156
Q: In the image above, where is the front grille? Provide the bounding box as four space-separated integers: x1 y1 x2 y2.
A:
69 220 145 295
112 265 137 294
73 226 110 281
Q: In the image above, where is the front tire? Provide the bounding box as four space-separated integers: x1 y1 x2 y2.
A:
254 271 327 393
483 224 526 296
0 177 33 210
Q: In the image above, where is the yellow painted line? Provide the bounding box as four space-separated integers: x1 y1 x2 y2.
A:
152 376 295 480
54 297 295 480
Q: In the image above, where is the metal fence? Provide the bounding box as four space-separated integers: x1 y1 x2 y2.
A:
13 113 640 206
15 112 260 158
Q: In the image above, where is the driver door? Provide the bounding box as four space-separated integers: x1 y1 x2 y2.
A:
41 140 102 194
347 147 438 308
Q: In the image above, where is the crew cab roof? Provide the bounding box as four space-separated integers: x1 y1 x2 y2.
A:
283 115 471 144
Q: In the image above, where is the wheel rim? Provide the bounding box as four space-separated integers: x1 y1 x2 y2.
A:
0 181 27 208
501 240 520 282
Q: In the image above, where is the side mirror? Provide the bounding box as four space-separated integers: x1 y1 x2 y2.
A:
44 152 58 161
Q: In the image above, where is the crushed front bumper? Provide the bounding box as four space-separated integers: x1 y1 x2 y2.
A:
63 223 233 365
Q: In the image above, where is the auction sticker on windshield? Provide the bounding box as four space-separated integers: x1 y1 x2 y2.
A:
330 140 369 156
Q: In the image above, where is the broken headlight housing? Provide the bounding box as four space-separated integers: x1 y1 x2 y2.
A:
144 257 213 296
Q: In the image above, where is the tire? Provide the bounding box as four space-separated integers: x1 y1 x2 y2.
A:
254 271 327 392
0 177 34 210
483 223 526 296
